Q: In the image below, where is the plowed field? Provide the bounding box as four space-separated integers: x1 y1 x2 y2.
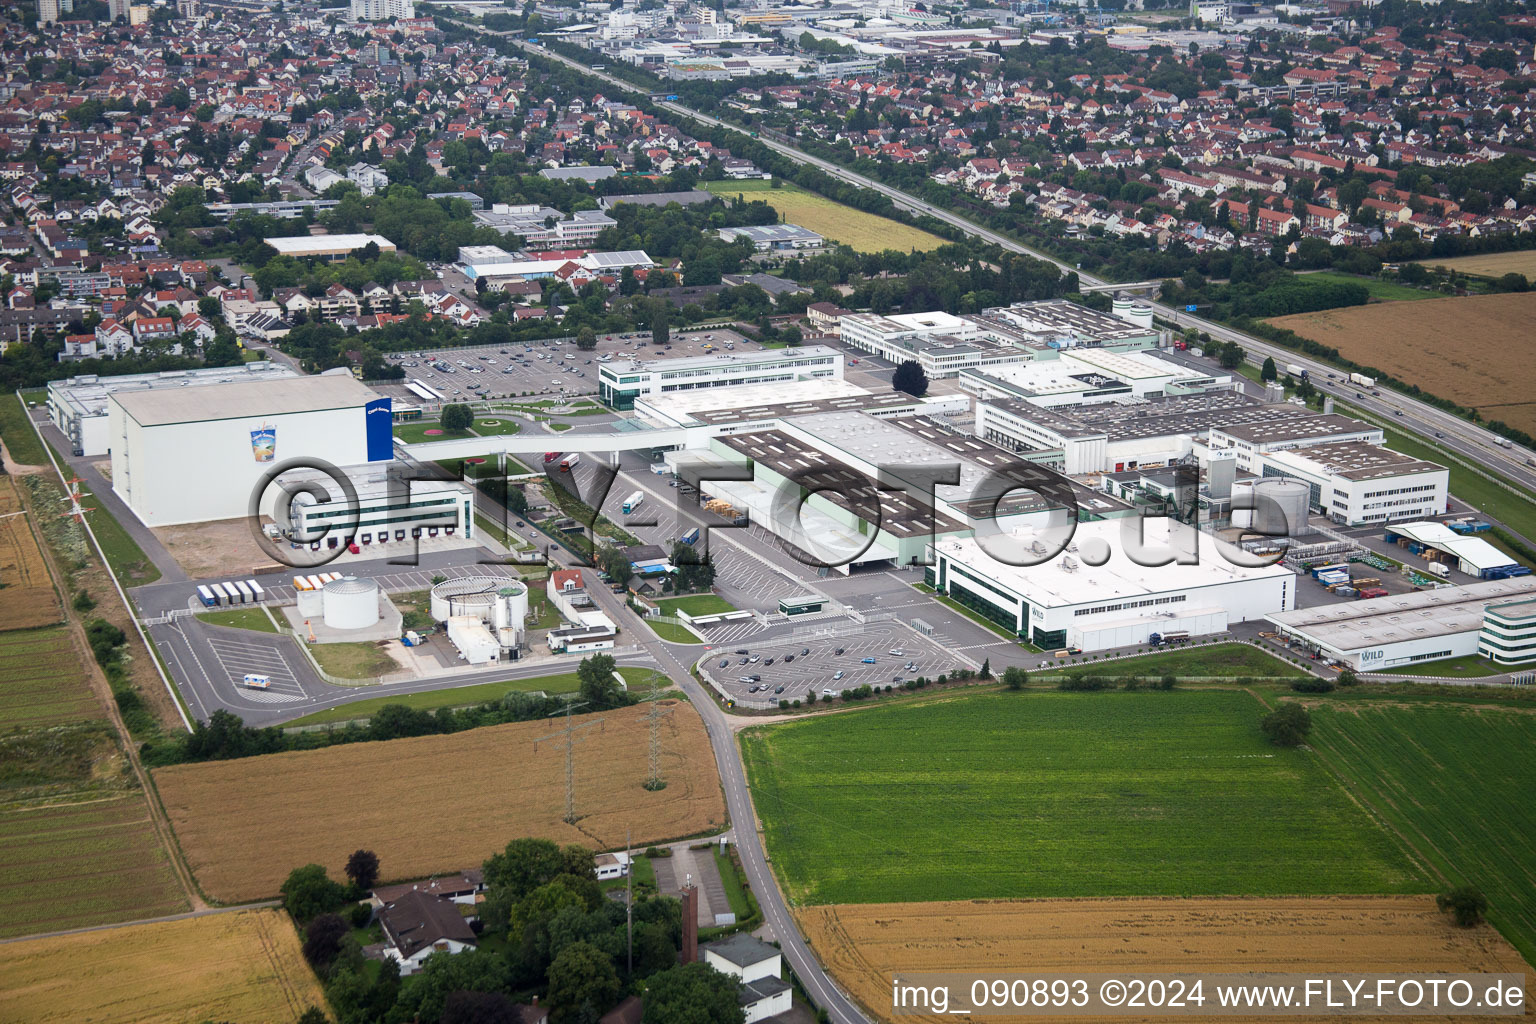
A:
0 477 61 630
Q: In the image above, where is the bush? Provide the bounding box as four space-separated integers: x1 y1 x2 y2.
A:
72 590 96 612
1058 675 1111 691
1336 669 1359 687
1157 675 1176 690
1259 703 1311 747
1291 677 1336 693
349 901 373 928
1436 886 1488 927
302 913 349 968
281 864 350 923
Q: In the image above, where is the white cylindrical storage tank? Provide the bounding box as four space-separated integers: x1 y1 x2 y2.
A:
1129 302 1154 329
431 575 522 623
296 587 324 618
1251 478 1312 539
323 575 380 630
1112 291 1136 324
499 583 528 630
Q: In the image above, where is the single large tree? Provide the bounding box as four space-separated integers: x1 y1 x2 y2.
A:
1259 703 1311 747
302 913 349 969
641 962 746 1024
441 403 474 433
650 301 670 347
345 849 380 892
577 653 623 707
892 359 928 397
280 864 349 922
546 941 623 1024
575 325 597 351
1436 886 1488 927
1260 356 1277 382
671 539 715 594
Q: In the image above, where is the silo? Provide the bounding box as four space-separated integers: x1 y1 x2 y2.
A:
1251 478 1313 539
496 583 528 630
1111 291 1136 324
1128 302 1154 329
323 576 380 630
296 586 325 618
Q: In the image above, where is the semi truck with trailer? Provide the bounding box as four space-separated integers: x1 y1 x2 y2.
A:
622 491 644 514
1349 372 1375 388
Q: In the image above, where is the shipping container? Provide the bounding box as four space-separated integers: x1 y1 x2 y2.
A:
247 580 265 602
197 585 218 607
680 527 700 546
210 582 233 604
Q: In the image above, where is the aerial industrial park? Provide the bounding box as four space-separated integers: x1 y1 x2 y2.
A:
2 0 1536 1020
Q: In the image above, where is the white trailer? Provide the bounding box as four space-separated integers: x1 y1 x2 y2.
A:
1285 363 1305 378
246 580 265 602
232 580 255 604
210 582 233 605
1349 372 1376 388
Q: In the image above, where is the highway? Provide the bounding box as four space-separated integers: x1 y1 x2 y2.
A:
510 35 1536 501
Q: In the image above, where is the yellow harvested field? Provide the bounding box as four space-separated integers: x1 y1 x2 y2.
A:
1412 251 1536 278
800 897 1533 1024
1268 292 1536 435
1 908 327 1024
703 180 947 253
0 477 61 630
155 701 725 902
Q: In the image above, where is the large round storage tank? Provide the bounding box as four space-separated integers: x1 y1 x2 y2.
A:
1112 291 1136 324
1251 479 1312 539
1129 302 1154 329
431 575 520 623
495 583 528 630
296 586 324 618
323 576 380 630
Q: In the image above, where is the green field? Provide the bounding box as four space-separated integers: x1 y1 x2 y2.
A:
1059 642 1308 679
73 480 160 585
702 179 948 254
394 421 467 444
1375 654 1503 678
656 594 736 617
0 796 187 938
0 627 101 728
648 620 702 644
195 608 277 633
473 417 522 436
1308 700 1536 964
0 393 46 467
280 672 582 727
740 690 1423 905
1298 271 1433 303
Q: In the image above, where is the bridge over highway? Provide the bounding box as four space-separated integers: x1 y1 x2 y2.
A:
403 426 691 461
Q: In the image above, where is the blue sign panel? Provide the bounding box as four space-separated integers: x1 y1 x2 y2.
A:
365 397 394 461
1185 304 1198 312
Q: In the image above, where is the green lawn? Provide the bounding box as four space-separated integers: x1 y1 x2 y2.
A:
713 847 754 922
0 393 46 467
656 594 736 617
308 641 400 680
1059 642 1308 679
472 418 522 436
649 620 702 644
1298 271 1433 303
740 690 1423 905
1308 700 1536 964
1373 654 1504 678
194 608 277 633
394 421 471 444
73 481 160 585
280 672 582 726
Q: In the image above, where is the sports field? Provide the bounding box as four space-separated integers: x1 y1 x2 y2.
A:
0 795 188 938
1307 699 1536 965
155 701 725 902
702 179 947 253
801 896 1531 1024
0 626 100 727
1268 292 1536 435
1 908 327 1024
740 691 1422 905
1411 250 1536 278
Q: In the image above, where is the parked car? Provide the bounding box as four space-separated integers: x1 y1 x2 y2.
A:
888 648 903 656
735 649 748 655
834 647 845 656
774 685 784 694
763 657 775 666
720 660 730 668
750 655 760 663
833 671 845 680
861 657 877 664
801 648 810 656
783 654 794 663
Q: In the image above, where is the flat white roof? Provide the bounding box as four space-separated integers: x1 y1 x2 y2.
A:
264 233 395 255
49 362 296 416
635 379 869 422
602 344 842 376
1386 521 1516 572
934 518 1293 610
1268 576 1536 652
111 374 378 426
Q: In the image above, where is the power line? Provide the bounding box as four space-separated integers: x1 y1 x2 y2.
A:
534 700 601 824
640 670 673 792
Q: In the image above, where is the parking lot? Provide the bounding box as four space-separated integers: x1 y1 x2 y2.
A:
369 326 759 407
698 621 960 705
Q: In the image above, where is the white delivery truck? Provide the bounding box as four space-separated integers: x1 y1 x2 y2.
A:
240 673 272 689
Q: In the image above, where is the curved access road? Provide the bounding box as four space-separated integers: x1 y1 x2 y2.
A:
513 36 1536 498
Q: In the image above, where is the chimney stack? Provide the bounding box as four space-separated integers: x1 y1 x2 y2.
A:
680 882 698 964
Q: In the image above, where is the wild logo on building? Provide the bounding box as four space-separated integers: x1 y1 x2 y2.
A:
250 423 277 463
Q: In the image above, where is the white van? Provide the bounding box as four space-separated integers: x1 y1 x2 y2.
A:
241 674 272 689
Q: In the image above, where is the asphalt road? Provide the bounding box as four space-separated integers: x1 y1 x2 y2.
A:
512 37 1536 505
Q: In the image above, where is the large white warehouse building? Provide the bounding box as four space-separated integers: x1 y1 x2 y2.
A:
928 518 1295 650
109 374 395 527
